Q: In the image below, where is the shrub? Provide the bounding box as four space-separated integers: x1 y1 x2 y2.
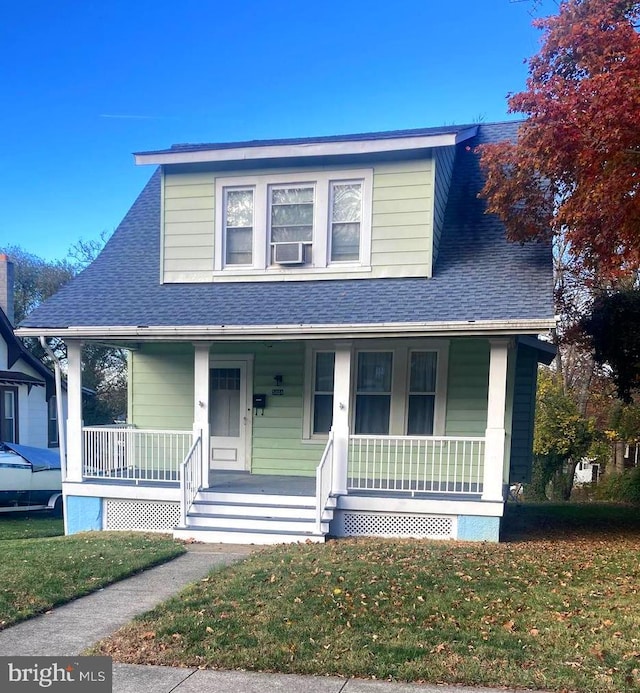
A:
594 467 640 504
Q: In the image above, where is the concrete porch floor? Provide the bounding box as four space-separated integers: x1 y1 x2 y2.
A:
207 470 316 496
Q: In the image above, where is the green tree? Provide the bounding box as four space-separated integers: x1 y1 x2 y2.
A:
530 370 595 500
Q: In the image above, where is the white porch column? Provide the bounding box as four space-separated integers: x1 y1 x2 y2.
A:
331 343 352 496
193 343 211 485
482 338 511 501
65 340 83 483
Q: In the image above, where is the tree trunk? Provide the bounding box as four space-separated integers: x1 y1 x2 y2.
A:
615 440 626 474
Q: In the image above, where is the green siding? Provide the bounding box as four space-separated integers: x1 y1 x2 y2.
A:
445 339 489 436
162 158 434 283
129 344 194 430
509 344 539 483
163 171 215 283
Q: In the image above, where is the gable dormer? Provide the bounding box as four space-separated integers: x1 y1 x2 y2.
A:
134 126 476 284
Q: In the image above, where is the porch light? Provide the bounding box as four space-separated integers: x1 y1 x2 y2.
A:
274 374 283 386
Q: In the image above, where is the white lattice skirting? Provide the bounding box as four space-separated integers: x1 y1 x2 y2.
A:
103 499 181 532
333 511 456 539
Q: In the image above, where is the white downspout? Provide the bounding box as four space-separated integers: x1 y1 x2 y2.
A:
39 337 66 481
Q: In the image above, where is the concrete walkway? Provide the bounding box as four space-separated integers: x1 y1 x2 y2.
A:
0 546 546 693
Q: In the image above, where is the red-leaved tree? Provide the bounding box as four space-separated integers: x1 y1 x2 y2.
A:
479 0 640 279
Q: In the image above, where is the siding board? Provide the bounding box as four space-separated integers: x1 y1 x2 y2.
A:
445 339 489 437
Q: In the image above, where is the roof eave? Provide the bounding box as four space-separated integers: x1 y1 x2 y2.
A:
16 317 556 342
134 127 478 166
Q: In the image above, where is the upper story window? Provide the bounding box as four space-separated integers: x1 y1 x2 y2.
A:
270 185 314 264
214 169 372 274
330 181 362 262
224 188 254 266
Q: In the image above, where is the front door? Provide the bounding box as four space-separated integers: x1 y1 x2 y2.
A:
209 360 250 470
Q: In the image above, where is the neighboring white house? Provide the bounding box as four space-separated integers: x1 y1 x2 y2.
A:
0 254 65 449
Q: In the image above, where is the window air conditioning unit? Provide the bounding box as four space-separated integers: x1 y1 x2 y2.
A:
273 241 305 265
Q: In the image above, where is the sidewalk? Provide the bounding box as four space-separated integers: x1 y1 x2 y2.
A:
0 545 546 693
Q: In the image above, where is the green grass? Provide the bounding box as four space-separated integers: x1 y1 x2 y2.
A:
0 512 64 540
93 504 640 693
0 524 185 629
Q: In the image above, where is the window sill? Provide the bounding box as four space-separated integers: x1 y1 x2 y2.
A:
211 265 372 281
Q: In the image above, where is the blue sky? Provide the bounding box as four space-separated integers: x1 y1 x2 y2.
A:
0 0 558 261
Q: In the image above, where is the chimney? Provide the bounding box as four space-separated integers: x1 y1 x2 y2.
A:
0 253 15 325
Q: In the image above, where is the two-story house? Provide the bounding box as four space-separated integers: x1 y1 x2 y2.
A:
17 122 555 543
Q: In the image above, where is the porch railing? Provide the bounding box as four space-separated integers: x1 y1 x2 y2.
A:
82 426 193 483
180 435 203 526
315 431 334 533
348 435 485 495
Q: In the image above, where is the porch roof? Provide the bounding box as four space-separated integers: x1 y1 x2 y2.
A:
18 122 554 339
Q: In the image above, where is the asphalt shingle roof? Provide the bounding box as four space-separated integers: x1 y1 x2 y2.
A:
20 122 553 332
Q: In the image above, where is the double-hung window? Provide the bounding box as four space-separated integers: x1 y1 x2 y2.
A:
354 352 393 435
0 387 18 443
330 181 363 262
406 351 437 435
48 395 58 447
223 187 254 266
305 343 447 439
215 169 372 273
269 184 314 264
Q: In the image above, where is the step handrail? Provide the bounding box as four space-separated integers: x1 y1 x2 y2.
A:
180 435 202 527
315 431 334 534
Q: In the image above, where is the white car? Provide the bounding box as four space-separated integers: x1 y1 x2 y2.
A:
0 443 62 513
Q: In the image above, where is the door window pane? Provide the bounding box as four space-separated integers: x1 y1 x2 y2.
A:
225 189 253 265
355 352 392 434
210 368 241 437
331 182 362 262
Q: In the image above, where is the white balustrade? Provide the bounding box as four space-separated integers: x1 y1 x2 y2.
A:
348 435 485 495
83 426 193 483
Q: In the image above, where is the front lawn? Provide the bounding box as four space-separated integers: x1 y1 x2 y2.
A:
0 528 185 629
93 504 640 693
0 512 64 540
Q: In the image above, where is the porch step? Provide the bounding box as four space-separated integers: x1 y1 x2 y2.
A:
190 500 317 520
195 490 317 506
186 512 330 534
176 490 336 544
173 525 326 545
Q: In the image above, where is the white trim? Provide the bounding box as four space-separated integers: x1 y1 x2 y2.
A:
66 340 83 484
214 169 373 273
134 129 478 166
62 481 180 502
336 494 504 517
18 318 557 341
209 354 254 472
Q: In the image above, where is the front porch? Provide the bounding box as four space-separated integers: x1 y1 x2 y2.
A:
60 335 534 544
64 424 502 543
